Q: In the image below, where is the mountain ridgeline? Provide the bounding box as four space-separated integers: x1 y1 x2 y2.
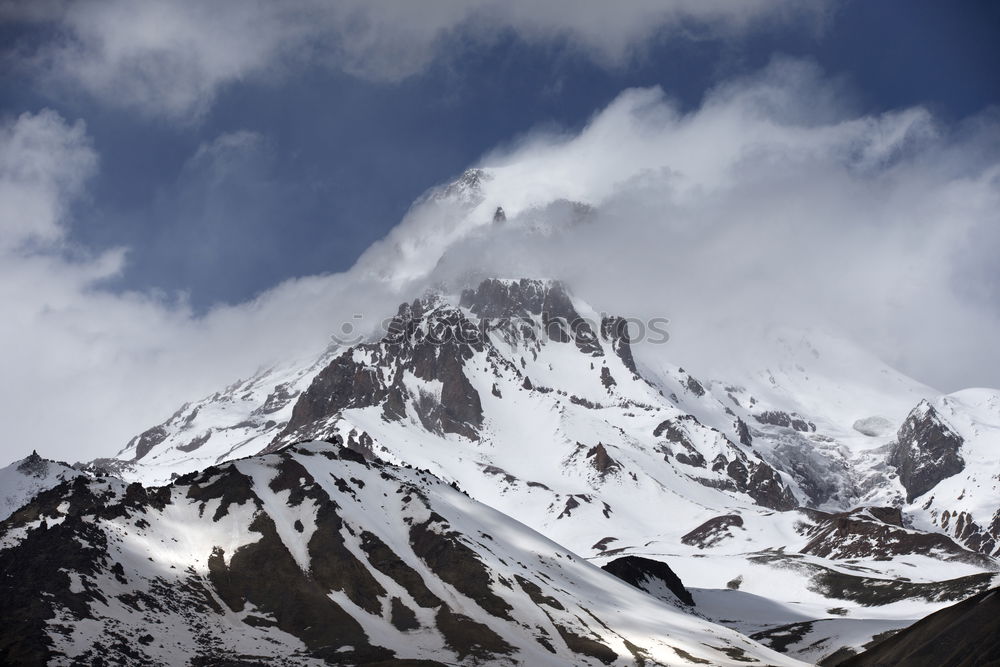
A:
0 443 798 666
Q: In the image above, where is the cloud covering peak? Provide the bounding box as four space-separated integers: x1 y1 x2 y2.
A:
366 59 1000 390
2 59 999 460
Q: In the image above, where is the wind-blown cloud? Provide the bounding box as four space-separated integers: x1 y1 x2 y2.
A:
375 58 1000 391
2 59 998 463
8 0 824 120
0 111 400 461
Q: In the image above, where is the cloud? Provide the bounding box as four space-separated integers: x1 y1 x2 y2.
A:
10 0 824 120
0 110 401 461
3 59 999 463
0 110 96 250
376 58 1000 391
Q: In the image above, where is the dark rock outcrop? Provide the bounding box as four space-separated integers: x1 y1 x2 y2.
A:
654 418 707 468
798 507 991 566
684 374 706 397
16 451 49 477
460 278 572 325
177 431 212 453
586 443 621 477
272 298 485 449
939 509 1000 557
600 316 636 373
126 425 169 461
681 514 745 549
460 279 608 359
735 418 753 447
410 512 513 621
601 555 694 606
681 429 798 511
889 401 965 503
725 458 798 511
753 410 815 433
208 512 393 664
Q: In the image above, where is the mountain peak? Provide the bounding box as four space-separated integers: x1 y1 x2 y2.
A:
459 277 568 319
16 450 48 478
423 167 492 208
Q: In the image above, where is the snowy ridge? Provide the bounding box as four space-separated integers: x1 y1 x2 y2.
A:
114 346 342 485
0 452 81 522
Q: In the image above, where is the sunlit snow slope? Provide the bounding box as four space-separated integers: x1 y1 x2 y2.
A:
0 441 803 666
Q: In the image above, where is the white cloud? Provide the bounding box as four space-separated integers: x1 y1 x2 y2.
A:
13 0 825 120
0 110 95 250
0 110 400 462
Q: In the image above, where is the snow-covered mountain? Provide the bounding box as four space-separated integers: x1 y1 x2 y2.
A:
106 279 998 558
112 279 803 551
1 165 997 664
0 441 802 666
12 275 983 664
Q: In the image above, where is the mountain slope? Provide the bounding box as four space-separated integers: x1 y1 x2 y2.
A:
839 586 1000 666
112 347 343 485
887 389 1000 558
0 442 803 666
263 279 799 558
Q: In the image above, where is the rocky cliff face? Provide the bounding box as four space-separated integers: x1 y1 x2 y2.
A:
601 555 695 607
889 401 965 503
797 507 991 565
266 279 801 535
275 295 486 448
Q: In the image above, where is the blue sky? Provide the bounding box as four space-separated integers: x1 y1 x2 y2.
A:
3 0 998 308
2 0 1000 459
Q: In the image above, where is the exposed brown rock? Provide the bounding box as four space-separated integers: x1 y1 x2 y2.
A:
586 443 621 477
